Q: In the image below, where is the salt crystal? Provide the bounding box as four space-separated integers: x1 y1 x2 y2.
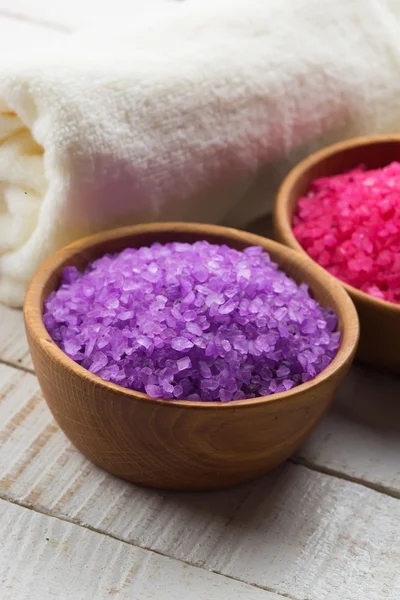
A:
173 384 184 398
162 381 174 395
219 299 236 314
186 321 202 336
177 357 191 371
219 389 233 402
276 365 291 378
199 361 212 378
171 337 194 352
222 340 232 352
183 310 196 322
145 384 162 398
89 351 108 373
105 297 119 310
64 339 82 357
193 266 209 283
205 293 225 307
117 311 134 321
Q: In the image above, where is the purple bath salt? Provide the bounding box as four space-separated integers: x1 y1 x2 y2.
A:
43 241 340 402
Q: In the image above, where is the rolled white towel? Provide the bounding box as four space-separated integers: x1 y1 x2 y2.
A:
1 0 400 306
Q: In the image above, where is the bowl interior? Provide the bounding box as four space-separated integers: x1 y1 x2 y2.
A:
275 137 400 312
27 223 359 406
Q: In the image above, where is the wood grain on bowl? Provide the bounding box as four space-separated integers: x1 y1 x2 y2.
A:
275 135 400 374
24 223 359 491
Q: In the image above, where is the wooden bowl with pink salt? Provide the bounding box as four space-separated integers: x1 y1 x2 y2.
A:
24 222 358 491
275 135 400 374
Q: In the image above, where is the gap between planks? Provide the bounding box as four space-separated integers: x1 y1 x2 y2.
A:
0 357 33 375
291 456 400 501
0 490 294 600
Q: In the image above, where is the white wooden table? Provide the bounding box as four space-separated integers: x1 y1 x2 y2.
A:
0 5 400 599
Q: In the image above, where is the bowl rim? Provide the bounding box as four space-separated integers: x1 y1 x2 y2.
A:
274 134 400 315
24 222 359 410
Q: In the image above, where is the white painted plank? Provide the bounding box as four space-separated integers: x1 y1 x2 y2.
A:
1 364 400 600
0 0 173 30
298 365 400 497
0 304 32 369
0 499 277 600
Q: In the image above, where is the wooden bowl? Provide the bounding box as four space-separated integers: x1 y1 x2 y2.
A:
24 222 359 491
274 135 400 374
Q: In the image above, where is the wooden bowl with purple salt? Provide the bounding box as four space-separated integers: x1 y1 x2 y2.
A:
24 222 358 491
275 135 400 374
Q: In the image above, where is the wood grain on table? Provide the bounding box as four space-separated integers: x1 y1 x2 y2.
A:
0 7 399 600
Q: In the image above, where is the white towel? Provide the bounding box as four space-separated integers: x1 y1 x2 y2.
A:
1 0 400 307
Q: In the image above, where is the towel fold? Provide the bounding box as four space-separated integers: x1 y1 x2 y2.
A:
1 0 400 306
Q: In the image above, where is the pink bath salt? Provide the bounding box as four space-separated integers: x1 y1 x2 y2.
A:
293 162 400 304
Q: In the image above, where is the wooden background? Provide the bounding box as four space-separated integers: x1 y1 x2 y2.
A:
0 4 399 599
